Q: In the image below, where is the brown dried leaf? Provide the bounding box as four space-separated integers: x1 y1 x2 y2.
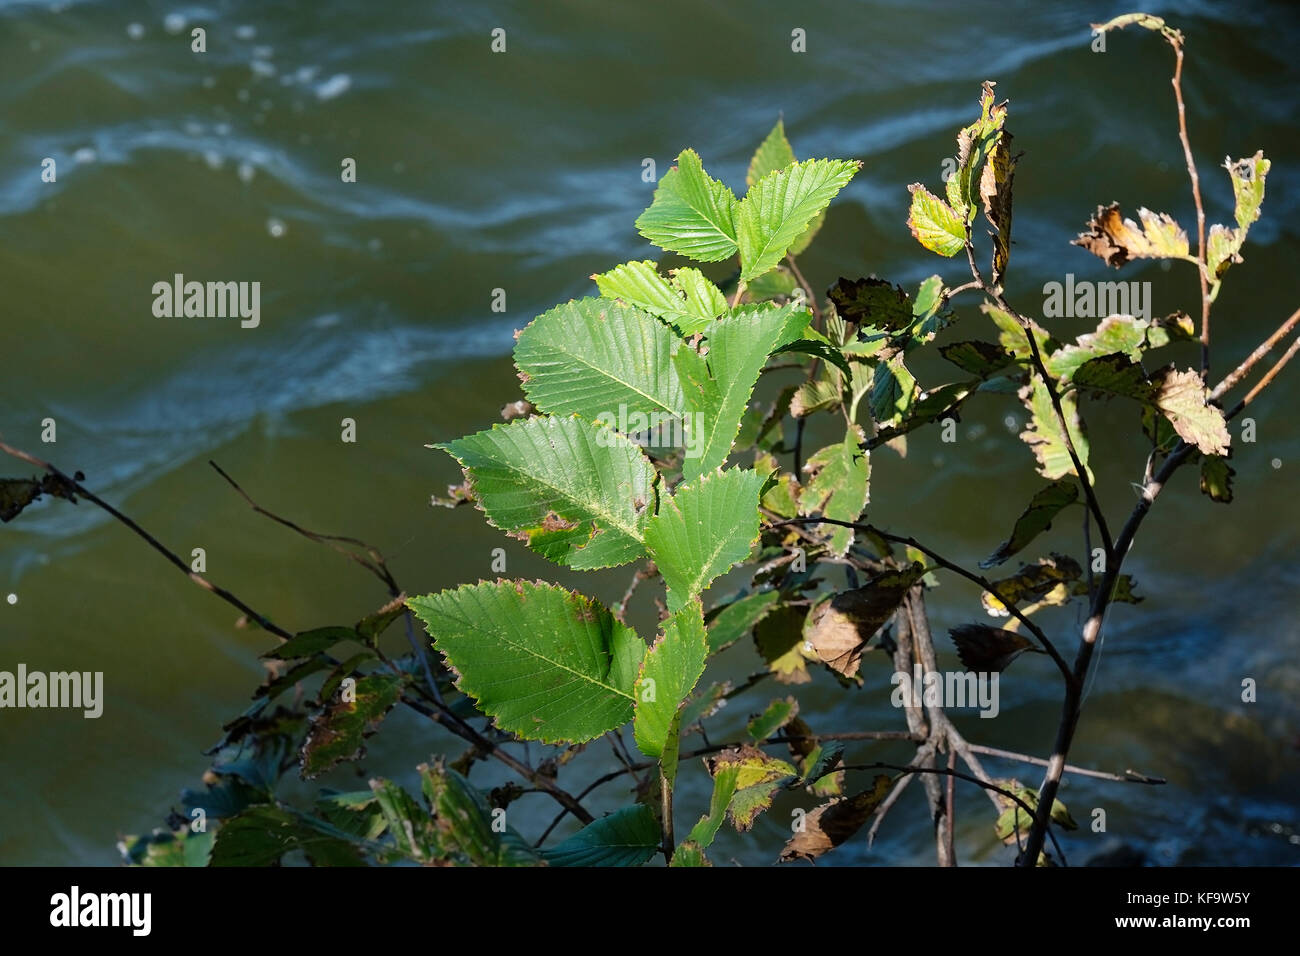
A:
779 774 893 863
1072 203 1189 268
804 565 923 677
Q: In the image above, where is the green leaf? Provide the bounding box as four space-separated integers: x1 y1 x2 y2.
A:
1228 151 1270 232
981 302 1058 360
633 600 709 759
735 158 859 281
981 479 1079 568
265 626 362 661
408 580 645 744
300 673 403 780
746 696 798 741
514 297 685 424
209 806 364 867
419 761 540 866
1208 151 1270 277
1200 454 1235 503
869 353 917 428
685 764 740 849
1017 378 1092 482
799 423 869 557
748 118 796 187
827 277 913 330
941 340 1014 377
906 183 966 257
542 805 661 867
669 268 728 335
669 842 710 866
754 605 816 685
678 303 811 479
706 589 780 654
636 149 738 262
590 263 724 337
370 778 441 861
645 468 763 612
439 415 657 570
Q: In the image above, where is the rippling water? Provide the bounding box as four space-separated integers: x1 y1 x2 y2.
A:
1 0 1298 865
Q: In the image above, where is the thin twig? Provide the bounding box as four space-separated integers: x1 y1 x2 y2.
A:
1210 305 1300 401
965 742 1165 785
0 441 595 826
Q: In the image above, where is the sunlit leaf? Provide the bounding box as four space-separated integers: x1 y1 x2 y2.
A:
636 148 738 262
633 600 708 758
438 416 657 570
644 468 763 612
409 580 644 744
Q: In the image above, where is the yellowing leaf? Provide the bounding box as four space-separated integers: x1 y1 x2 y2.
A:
1072 203 1189 267
906 184 966 257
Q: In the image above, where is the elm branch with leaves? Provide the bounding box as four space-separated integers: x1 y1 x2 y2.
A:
3 11 1293 868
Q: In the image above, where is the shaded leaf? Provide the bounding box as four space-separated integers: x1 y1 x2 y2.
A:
981 554 1082 616
300 674 403 779
419 760 540 866
982 479 1078 568
950 624 1041 673
799 424 870 558
706 589 780 654
828 277 912 330
747 696 799 741
1200 454 1235 503
941 340 1014 377
754 605 815 684
542 805 661 867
